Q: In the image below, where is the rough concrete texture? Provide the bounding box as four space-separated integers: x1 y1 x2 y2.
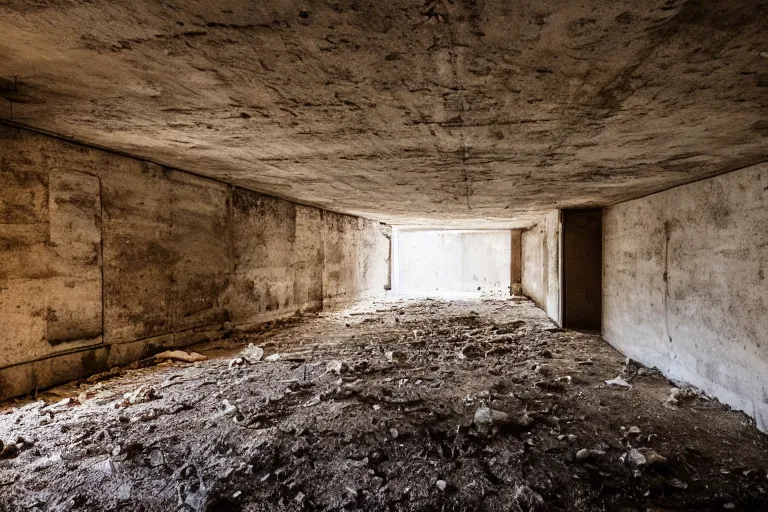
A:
322 213 391 310
521 211 561 322
395 230 511 296
3 298 768 511
1 1 767 227
0 127 391 400
603 163 768 431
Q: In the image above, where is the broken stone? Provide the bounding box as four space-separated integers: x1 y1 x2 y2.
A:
513 484 544 510
265 354 282 362
117 483 132 501
666 478 688 490
384 350 407 363
474 406 510 427
625 448 646 467
605 376 632 388
42 397 80 414
94 458 119 477
457 344 481 360
576 448 605 461
149 449 165 467
242 343 265 363
124 386 158 405
0 442 19 460
327 360 348 375
645 450 668 466
575 448 590 460
154 350 207 363
665 386 700 408
212 399 239 421
228 357 244 368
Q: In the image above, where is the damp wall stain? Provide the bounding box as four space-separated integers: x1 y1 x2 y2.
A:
603 162 768 431
0 127 391 399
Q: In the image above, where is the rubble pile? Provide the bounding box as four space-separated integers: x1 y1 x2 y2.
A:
0 298 766 511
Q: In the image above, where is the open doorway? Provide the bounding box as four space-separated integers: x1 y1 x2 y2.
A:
562 209 602 330
393 229 513 297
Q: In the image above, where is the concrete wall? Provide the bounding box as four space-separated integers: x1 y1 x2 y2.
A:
0 126 391 400
395 230 511 297
521 211 561 322
604 163 768 431
322 213 390 309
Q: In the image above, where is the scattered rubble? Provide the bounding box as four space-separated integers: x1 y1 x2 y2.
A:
0 298 766 511
605 376 632 388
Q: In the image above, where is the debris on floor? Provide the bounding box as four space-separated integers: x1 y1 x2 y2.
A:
154 350 208 364
1 298 766 511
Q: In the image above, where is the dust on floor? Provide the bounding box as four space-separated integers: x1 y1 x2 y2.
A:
1 298 766 511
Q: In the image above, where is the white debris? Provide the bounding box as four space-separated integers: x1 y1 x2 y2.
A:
154 350 207 363
93 458 120 477
124 385 158 405
327 360 348 375
436 479 447 491
265 354 282 362
116 483 132 500
474 406 511 427
242 344 265 363
604 376 632 388
625 448 647 467
576 448 590 460
212 399 239 420
42 397 78 414
665 386 700 408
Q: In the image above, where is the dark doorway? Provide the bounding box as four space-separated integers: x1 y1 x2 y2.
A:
562 209 602 330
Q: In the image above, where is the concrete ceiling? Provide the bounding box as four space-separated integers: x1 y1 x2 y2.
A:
0 0 766 227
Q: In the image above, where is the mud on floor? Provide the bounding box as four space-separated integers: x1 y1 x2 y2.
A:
1 298 767 511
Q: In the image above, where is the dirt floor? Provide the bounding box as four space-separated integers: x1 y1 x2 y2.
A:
1 298 767 512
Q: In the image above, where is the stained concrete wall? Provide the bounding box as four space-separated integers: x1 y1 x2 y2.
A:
604 163 768 431
323 213 390 309
0 126 390 400
395 230 512 297
521 211 561 322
